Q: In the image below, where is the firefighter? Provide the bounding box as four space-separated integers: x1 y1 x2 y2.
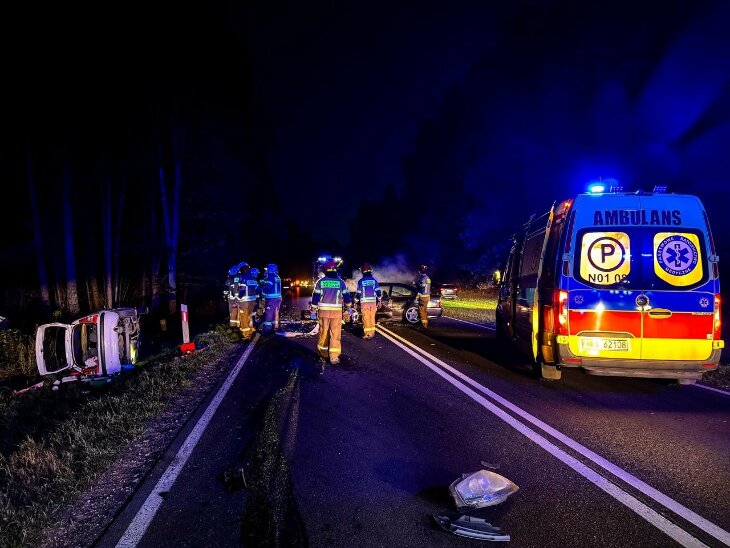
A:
312 259 352 368
356 263 382 339
236 264 259 341
225 263 246 329
414 264 431 328
260 263 282 334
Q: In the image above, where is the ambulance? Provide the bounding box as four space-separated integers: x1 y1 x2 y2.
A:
495 184 723 382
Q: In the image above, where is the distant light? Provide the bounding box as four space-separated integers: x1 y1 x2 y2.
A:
318 256 326 262
334 256 342 263
588 183 605 194
653 185 668 193
609 184 624 192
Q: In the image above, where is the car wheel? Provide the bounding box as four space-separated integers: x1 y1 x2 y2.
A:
403 305 420 324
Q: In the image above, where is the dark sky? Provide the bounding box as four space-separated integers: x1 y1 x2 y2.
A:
3 0 730 290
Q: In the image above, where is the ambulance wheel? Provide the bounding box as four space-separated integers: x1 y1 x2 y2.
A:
403 305 420 324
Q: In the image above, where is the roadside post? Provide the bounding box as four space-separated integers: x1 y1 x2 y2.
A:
181 304 190 344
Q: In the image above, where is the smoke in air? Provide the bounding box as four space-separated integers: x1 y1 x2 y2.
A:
345 255 414 292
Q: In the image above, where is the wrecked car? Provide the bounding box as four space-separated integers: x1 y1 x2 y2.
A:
36 307 147 376
373 282 443 324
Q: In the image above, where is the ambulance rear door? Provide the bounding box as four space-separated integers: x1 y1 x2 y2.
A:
637 195 716 362
568 194 644 360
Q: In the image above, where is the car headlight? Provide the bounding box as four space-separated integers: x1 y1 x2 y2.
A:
449 470 519 509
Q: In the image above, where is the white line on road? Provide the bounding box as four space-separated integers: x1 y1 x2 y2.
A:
377 325 728 547
694 383 730 397
442 315 496 330
115 335 260 548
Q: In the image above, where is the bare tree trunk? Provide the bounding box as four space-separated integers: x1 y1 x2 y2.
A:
102 176 113 307
63 167 80 315
26 145 51 313
157 107 186 316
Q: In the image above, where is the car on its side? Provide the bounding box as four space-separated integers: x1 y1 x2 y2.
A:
437 283 459 299
36 307 148 377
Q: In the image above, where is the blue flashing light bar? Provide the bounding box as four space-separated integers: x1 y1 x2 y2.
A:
653 185 668 193
588 183 606 194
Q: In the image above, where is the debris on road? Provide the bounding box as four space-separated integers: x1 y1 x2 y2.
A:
433 513 510 542
277 321 319 338
450 469 519 509
435 468 518 541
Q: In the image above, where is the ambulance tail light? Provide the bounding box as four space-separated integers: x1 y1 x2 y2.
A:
554 290 568 335
714 294 722 340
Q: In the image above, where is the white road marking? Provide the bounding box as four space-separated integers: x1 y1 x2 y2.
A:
377 324 729 547
442 315 496 330
115 335 260 547
694 383 730 397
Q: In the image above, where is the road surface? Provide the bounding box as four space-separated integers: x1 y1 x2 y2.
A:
98 294 730 548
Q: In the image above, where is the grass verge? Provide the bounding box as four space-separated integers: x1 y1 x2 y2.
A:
440 288 498 325
0 325 237 547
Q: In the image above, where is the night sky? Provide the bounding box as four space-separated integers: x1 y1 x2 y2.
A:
2 1 730 316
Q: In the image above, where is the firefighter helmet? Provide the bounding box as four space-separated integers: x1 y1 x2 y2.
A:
237 262 251 275
361 263 373 274
323 259 338 272
418 264 428 273
267 263 278 275
250 267 259 278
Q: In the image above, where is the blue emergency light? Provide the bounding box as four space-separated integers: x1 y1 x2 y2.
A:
588 182 605 194
653 185 668 193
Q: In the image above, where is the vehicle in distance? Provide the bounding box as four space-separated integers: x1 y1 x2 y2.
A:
438 283 459 299
36 307 148 376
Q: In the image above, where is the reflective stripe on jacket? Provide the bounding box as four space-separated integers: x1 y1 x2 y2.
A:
261 274 282 299
357 275 382 303
312 275 351 311
415 273 431 298
237 274 260 302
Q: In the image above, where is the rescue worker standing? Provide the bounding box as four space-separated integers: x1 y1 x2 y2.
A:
312 259 352 367
414 264 431 328
236 264 259 340
260 263 282 334
225 262 245 329
356 263 381 339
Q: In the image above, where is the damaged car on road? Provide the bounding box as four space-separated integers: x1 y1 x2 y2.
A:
36 307 147 377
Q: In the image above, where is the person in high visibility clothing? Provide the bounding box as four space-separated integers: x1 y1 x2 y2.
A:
356 263 382 339
236 264 259 340
224 262 246 328
414 264 431 328
312 259 352 368
260 263 282 334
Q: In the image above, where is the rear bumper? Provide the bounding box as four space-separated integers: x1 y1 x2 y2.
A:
554 338 723 379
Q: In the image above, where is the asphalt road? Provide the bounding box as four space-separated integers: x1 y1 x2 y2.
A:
97 296 730 548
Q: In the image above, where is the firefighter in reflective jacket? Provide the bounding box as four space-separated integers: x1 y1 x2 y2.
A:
225 262 246 328
414 264 431 328
356 263 382 339
312 259 352 365
260 263 282 334
236 264 259 341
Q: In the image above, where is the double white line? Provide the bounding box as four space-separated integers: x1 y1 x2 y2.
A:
376 324 729 548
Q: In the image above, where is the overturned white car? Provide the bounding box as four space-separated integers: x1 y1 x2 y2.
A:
36 307 147 376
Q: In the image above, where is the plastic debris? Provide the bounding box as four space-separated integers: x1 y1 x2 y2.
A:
11 381 44 397
450 470 519 509
433 514 510 542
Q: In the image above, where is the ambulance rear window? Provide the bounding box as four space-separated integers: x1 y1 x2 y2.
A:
573 227 709 290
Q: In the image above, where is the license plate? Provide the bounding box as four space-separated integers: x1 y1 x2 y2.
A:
579 337 630 352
